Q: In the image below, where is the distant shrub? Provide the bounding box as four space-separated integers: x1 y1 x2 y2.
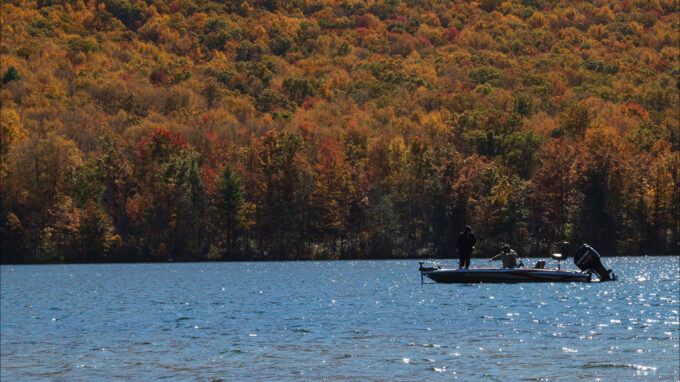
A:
256 89 294 112
583 59 618 75
270 36 292 56
202 31 229 51
261 0 282 11
67 37 100 54
283 78 315 105
236 41 266 61
633 12 657 28
16 44 38 59
86 10 126 31
150 69 170 85
388 33 416 56
27 18 54 37
336 41 350 56
204 18 228 33
368 0 398 20
164 88 192 115
468 66 502 85
443 26 460 41
104 0 145 30
387 22 406 33
480 0 502 12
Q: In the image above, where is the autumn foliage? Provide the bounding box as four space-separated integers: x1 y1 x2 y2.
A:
0 0 678 263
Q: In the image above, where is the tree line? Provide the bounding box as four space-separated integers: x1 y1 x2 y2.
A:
2 126 677 263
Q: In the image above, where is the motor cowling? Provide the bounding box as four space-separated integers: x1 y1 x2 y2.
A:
573 244 617 281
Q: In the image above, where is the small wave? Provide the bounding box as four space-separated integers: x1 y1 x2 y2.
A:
582 363 658 371
407 343 441 348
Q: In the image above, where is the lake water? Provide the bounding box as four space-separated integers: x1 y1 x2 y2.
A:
1 257 678 381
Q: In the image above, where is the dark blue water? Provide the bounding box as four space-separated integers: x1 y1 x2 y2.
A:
1 257 678 381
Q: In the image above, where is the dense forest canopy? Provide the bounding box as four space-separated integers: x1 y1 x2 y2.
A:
0 0 678 263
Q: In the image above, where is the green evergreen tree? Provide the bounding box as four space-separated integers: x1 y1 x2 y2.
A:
215 165 246 257
1 66 21 84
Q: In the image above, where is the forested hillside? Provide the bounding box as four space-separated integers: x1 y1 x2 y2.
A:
1 0 678 263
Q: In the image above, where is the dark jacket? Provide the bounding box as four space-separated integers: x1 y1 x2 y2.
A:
456 232 476 254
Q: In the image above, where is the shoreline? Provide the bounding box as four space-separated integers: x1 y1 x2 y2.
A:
2 253 677 266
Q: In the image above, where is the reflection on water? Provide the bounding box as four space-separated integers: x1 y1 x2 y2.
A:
1 257 678 381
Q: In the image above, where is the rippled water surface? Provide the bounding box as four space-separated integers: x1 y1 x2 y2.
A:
1 257 678 381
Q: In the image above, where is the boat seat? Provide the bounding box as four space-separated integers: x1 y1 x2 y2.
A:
551 253 565 269
535 260 546 269
551 253 565 261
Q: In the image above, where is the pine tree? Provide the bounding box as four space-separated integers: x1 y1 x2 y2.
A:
215 165 246 257
1 66 21 84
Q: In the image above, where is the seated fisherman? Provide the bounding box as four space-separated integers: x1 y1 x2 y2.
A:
489 244 519 269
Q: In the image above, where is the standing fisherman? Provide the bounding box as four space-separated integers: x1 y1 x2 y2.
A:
456 225 476 269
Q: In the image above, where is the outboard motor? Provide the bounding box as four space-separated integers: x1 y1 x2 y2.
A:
573 244 617 281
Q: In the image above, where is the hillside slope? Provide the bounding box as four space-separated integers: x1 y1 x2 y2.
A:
1 0 678 263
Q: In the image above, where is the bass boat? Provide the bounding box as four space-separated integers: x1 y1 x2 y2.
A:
419 243 617 283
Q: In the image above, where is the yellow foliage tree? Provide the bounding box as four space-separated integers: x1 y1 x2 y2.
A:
0 109 27 179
